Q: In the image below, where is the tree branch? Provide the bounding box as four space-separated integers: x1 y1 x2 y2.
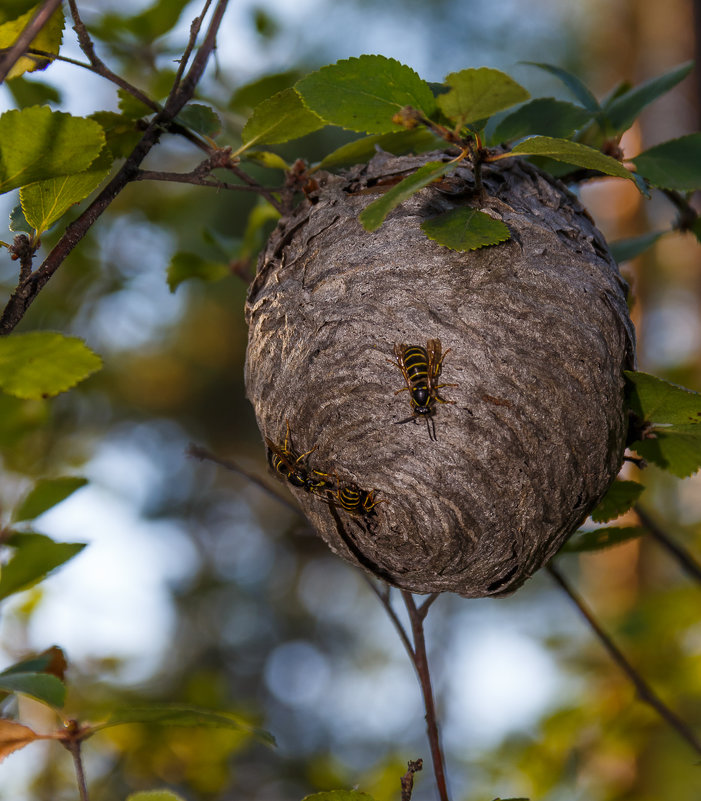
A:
634 504 701 585
0 0 231 335
548 562 701 756
0 0 64 84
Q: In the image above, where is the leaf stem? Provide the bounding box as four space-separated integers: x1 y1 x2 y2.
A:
548 562 701 756
0 0 64 84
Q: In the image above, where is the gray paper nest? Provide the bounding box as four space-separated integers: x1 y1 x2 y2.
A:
244 150 636 598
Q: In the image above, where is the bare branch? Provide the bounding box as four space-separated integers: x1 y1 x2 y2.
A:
170 0 213 97
134 168 283 197
363 579 415 659
0 0 64 84
548 562 701 756
401 591 451 801
634 504 701 585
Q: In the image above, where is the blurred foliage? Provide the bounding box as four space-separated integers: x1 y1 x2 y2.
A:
0 1 700 801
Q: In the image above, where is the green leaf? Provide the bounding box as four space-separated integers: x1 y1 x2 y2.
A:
99 705 275 746
604 62 693 133
295 55 436 134
242 151 290 171
239 202 281 260
167 252 230 293
319 128 441 170
89 111 142 159
0 532 86 602
590 480 645 523
13 477 88 523
692 217 701 245
123 0 190 40
21 147 113 235
609 230 666 263
229 70 300 112
421 207 511 251
6 76 61 108
0 1 39 19
0 107 105 195
509 136 638 184
241 88 325 148
358 160 455 232
9 204 32 233
632 134 701 192
126 792 188 801
302 793 377 801
0 3 64 79
625 371 701 478
625 370 701 425
437 68 529 128
176 104 221 138
0 672 65 708
562 526 646 553
117 88 155 119
522 62 600 112
1 646 67 679
0 331 102 399
0 394 48 447
490 98 593 144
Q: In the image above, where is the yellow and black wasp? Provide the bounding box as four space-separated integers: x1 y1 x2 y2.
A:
328 481 383 516
389 338 457 441
265 421 334 495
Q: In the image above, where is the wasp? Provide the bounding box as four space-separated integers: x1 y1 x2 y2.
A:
389 338 457 441
324 477 382 516
265 421 334 495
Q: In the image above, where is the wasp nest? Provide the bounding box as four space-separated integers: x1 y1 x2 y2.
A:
244 150 635 598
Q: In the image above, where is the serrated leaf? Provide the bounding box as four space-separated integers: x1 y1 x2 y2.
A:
0 107 105 195
242 151 289 171
167 252 230 293
0 720 40 763
176 103 221 138
319 128 441 170
0 332 102 399
13 477 88 523
522 62 600 112
605 62 693 133
632 426 701 478
0 671 65 707
509 136 638 184
358 160 455 232
302 793 377 801
295 55 436 134
632 134 701 192
609 230 666 263
0 532 86 602
89 111 142 159
6 76 61 108
99 705 275 746
126 792 188 801
241 88 325 148
491 98 593 144
625 370 701 425
562 526 646 553
21 147 113 235
421 207 511 251
229 70 300 112
0 3 64 79
8 204 32 233
590 480 645 523
437 68 529 128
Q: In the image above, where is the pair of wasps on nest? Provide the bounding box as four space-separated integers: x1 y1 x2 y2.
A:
266 338 456 517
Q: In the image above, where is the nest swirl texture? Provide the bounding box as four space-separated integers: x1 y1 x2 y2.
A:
244 150 635 597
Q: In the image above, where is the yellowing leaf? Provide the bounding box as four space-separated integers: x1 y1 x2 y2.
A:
0 331 102 399
0 3 64 79
0 719 41 763
437 68 529 128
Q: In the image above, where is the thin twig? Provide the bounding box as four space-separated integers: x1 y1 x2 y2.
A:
170 0 213 96
0 0 64 84
62 725 90 801
401 591 451 801
548 562 701 756
363 579 415 658
634 504 701 585
134 168 282 195
186 443 300 515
